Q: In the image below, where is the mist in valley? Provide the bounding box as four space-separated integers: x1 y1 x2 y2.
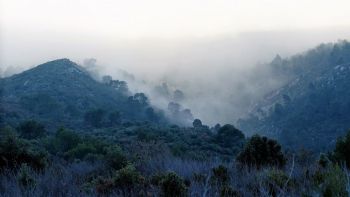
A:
2 28 350 125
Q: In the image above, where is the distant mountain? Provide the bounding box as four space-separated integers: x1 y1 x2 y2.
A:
0 59 164 130
238 40 350 151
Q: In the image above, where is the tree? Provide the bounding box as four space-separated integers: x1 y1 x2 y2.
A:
333 130 350 168
236 134 286 168
216 124 245 147
193 119 202 128
84 109 105 127
108 111 121 126
159 172 188 197
53 128 81 153
17 120 46 139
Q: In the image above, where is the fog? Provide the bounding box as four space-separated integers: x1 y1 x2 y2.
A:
2 28 350 125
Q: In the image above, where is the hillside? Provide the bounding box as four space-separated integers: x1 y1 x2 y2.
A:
0 59 164 130
238 40 350 150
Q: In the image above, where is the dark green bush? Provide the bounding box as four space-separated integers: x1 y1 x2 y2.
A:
0 131 47 170
333 130 350 168
17 120 46 139
216 124 245 148
159 172 188 197
236 134 286 168
211 165 230 184
104 145 128 170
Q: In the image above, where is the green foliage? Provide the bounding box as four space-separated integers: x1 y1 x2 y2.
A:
64 143 97 160
104 145 128 170
211 165 230 184
51 128 81 153
333 130 350 168
237 135 286 168
216 124 245 148
314 165 349 197
159 172 188 197
0 129 47 170
84 109 105 127
136 127 157 142
113 164 143 188
17 120 46 140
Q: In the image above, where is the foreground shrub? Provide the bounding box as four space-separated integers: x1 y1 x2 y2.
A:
237 135 286 168
0 132 47 170
211 165 230 185
313 165 348 197
159 172 188 197
114 164 143 189
104 145 128 170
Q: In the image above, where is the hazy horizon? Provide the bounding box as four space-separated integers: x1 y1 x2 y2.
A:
1 0 350 125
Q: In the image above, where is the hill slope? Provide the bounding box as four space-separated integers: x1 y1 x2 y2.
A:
0 59 163 129
238 40 350 150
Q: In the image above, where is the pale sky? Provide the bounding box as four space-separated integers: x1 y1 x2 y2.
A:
1 0 350 38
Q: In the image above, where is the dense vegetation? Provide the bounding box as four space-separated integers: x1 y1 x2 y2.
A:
239 40 350 151
0 121 350 196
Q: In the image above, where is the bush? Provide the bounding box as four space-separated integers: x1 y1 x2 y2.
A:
236 135 286 168
114 164 143 189
0 132 47 170
317 165 348 197
333 130 350 168
17 120 46 139
51 128 81 153
216 124 245 148
64 143 97 160
104 145 128 170
159 172 188 197
211 165 230 184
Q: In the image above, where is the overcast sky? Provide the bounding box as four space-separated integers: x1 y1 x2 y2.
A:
1 0 350 69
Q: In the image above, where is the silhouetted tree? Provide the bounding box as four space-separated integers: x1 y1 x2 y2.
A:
237 134 286 168
216 124 245 148
193 119 202 128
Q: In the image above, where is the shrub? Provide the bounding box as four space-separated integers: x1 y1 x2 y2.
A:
211 165 230 184
64 143 97 160
0 132 47 170
316 165 348 197
333 130 350 168
104 145 128 170
52 128 81 153
159 172 188 197
236 135 286 168
216 124 245 148
17 120 46 139
114 164 143 189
